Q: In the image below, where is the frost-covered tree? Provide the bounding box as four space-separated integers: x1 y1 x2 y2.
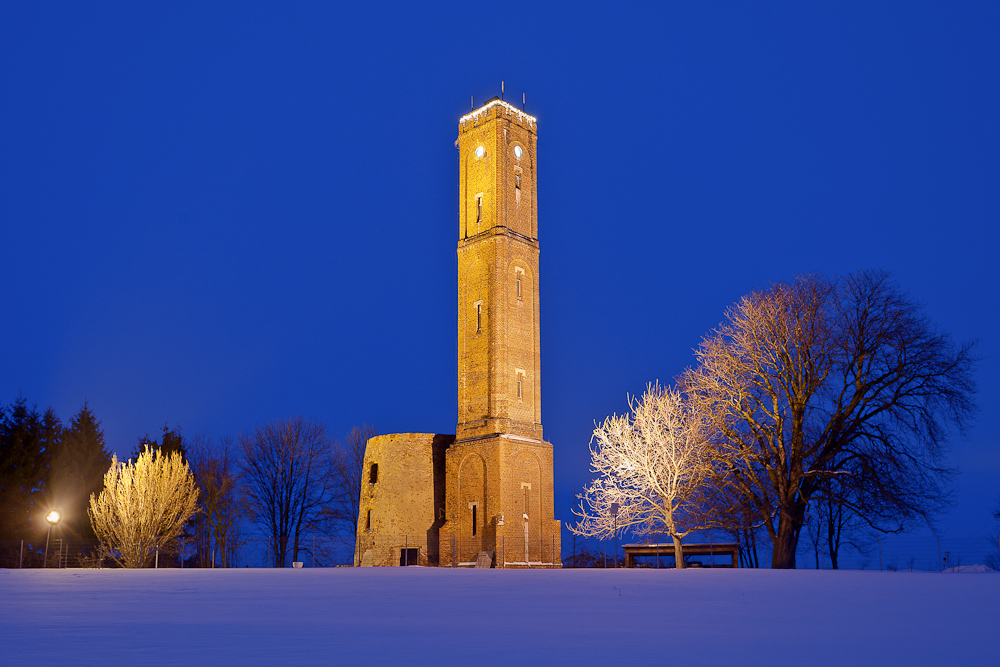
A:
571 383 714 568
89 446 199 568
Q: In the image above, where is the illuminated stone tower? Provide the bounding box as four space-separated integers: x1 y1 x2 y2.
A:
439 97 561 567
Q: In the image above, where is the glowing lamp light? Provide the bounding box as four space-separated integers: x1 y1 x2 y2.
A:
474 145 486 158
46 510 61 525
513 145 522 159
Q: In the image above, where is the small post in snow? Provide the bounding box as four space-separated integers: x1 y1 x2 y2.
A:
610 503 620 569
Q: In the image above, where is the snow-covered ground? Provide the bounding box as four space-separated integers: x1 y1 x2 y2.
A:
2 567 996 665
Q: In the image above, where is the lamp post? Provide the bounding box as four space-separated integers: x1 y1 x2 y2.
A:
43 510 61 568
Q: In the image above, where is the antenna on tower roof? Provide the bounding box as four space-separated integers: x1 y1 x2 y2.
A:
501 80 504 101
522 92 525 111
471 94 474 110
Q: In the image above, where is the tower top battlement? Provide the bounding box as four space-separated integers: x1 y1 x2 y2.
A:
459 98 536 133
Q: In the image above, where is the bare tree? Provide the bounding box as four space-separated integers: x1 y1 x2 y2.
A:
683 270 977 568
188 434 246 567
88 446 199 568
571 383 714 568
238 417 333 567
703 481 769 568
986 500 1000 572
327 424 377 559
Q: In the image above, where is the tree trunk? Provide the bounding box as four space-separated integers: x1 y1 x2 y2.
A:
771 507 803 569
672 534 685 569
826 503 842 570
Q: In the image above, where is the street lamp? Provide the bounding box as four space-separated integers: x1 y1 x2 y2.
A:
44 510 60 568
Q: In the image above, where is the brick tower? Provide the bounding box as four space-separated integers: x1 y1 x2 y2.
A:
439 97 561 567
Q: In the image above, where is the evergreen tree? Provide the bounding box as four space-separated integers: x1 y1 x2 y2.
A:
0 395 57 540
132 423 187 462
49 402 112 540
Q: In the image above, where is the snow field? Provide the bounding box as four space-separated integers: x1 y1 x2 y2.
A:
1 567 996 665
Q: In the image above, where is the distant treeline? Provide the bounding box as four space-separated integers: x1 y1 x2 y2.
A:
0 395 373 568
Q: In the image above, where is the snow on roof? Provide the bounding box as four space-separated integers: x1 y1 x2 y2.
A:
460 98 536 126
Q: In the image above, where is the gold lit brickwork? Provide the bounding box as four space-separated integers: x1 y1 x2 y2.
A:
456 99 542 442
441 98 560 567
354 98 560 567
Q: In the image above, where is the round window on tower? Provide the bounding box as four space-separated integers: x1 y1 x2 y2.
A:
475 145 486 159
513 145 523 159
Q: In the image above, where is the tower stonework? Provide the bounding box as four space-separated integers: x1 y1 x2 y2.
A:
439 98 561 567
355 98 560 568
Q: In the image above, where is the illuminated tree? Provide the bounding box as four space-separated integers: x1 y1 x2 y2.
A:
571 383 714 568
683 270 977 569
89 446 199 568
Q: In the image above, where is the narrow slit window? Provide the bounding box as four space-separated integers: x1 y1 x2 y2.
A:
517 276 522 298
515 174 521 190
369 463 378 485
476 196 483 224
471 505 477 536
517 372 523 399
366 509 372 532
476 303 482 333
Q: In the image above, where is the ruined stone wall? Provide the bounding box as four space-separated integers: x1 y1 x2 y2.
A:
354 433 452 566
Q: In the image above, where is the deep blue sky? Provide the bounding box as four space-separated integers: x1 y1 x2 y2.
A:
2 3 997 537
